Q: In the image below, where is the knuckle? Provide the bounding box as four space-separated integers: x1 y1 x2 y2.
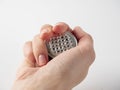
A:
33 34 40 41
56 22 66 25
86 34 94 43
27 49 33 58
23 41 33 57
56 22 69 28
86 47 96 63
79 45 96 65
82 44 92 53
24 41 31 46
34 34 39 39
74 26 81 30
41 24 52 31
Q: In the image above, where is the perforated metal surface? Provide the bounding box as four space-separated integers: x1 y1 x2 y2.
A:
46 31 77 58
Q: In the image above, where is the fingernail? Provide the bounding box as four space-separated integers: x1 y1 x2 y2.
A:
38 54 47 66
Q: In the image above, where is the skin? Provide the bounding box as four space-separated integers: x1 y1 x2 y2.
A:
11 22 95 90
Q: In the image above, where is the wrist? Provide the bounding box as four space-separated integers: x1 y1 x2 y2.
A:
38 72 72 90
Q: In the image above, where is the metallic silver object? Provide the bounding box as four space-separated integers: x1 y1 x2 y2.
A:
46 31 77 58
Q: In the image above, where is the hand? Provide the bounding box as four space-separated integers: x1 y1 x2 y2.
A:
12 22 95 90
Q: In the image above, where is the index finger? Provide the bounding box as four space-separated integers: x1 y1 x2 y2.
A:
52 22 72 34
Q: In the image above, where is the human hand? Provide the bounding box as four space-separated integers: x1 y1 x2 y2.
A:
12 22 95 90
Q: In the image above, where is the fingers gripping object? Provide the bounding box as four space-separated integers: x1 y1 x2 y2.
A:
46 31 77 59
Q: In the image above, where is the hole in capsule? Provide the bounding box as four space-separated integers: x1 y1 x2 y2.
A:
61 36 64 39
51 41 53 44
62 39 64 42
61 49 63 52
64 45 66 48
56 47 58 50
52 45 55 48
65 35 67 37
64 48 66 51
67 45 69 47
66 42 69 44
53 48 55 50
57 50 60 53
66 38 68 41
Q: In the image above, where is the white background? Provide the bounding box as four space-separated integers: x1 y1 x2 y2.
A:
0 0 120 90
